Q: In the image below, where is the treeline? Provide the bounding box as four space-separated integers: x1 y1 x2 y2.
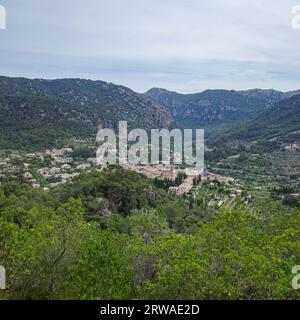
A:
0 166 300 300
0 76 174 151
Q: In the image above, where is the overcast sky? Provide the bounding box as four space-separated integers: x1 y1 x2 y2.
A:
0 0 299 92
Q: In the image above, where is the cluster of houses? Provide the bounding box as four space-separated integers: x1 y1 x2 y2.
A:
169 176 195 195
201 173 235 184
0 147 99 189
123 163 179 180
123 162 237 196
285 143 300 152
0 153 24 179
169 171 237 196
1 147 242 199
23 172 40 188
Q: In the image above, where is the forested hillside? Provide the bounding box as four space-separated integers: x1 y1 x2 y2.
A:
208 94 300 147
0 77 174 150
0 77 299 300
144 88 274 128
145 87 300 129
0 166 299 300
0 94 97 150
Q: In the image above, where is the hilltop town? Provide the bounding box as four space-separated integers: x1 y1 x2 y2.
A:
0 147 239 197
0 147 94 190
0 145 251 214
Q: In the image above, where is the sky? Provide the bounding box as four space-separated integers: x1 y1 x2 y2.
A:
0 0 299 93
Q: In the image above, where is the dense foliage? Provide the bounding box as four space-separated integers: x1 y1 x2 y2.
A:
144 88 277 128
207 94 300 148
1 166 299 300
0 76 174 151
0 94 97 150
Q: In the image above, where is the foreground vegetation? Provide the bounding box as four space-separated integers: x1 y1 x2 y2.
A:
0 166 299 300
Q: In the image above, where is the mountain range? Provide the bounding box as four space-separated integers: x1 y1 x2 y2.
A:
0 76 174 150
144 87 300 128
207 94 300 147
0 75 299 151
